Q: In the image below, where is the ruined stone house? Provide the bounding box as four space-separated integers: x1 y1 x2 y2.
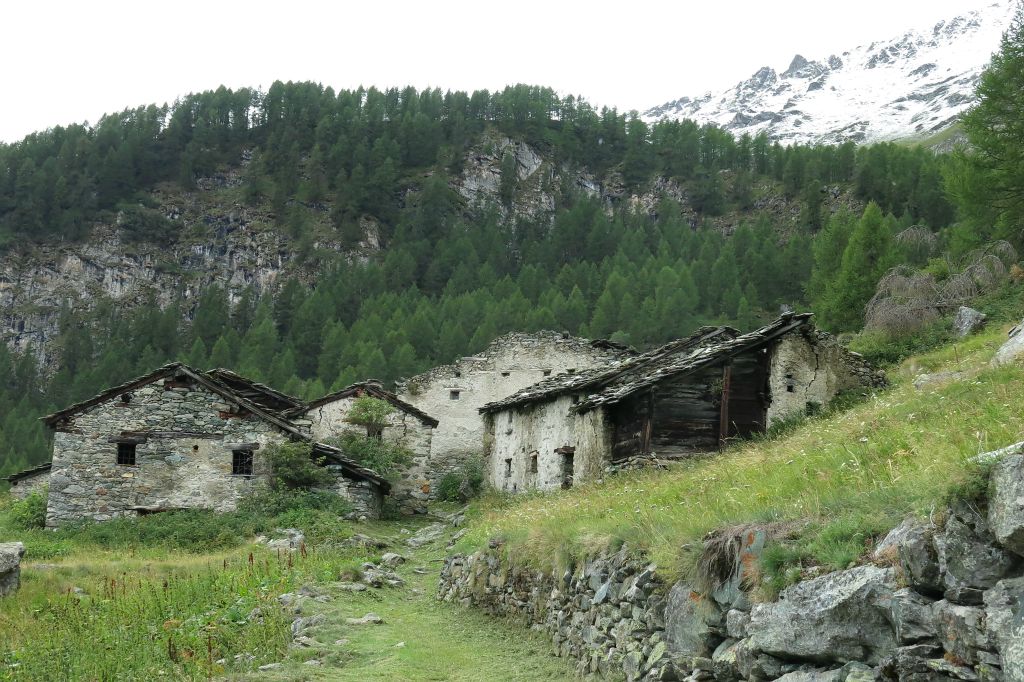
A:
395 331 633 493
29 363 391 527
479 314 884 493
281 381 438 514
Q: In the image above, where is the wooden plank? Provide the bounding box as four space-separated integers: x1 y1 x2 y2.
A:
719 363 732 448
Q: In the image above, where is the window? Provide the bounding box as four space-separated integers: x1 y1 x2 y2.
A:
366 425 384 440
501 371 510 377
504 458 512 478
450 390 461 400
529 452 538 474
117 442 136 466
557 447 575 489
542 369 552 377
454 370 462 378
571 395 581 405
785 373 796 393
232 449 254 476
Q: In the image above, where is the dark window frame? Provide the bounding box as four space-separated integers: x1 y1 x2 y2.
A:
116 442 137 466
450 390 461 400
232 449 254 476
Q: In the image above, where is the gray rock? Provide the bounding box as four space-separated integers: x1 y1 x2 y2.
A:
710 528 765 611
896 521 943 596
405 523 446 548
774 669 843 682
941 503 1021 604
913 371 965 390
746 565 898 665
890 588 937 644
380 552 406 567
734 638 785 680
726 609 750 639
933 600 995 666
263 528 305 551
989 454 1024 556
984 577 1024 681
878 644 945 681
838 661 875 682
664 582 722 658
711 639 740 682
0 542 25 596
992 318 1024 366
346 612 384 625
257 662 282 671
953 307 986 338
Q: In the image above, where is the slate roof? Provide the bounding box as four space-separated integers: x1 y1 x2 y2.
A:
481 313 817 415
205 368 304 415
38 363 390 490
6 461 51 484
480 325 738 414
289 381 439 428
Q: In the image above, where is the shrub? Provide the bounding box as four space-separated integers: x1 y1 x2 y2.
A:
265 441 333 490
330 432 412 479
436 458 485 502
9 490 47 529
345 396 394 432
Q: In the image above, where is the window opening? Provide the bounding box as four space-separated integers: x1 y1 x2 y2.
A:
543 369 552 377
529 452 538 474
454 370 462 378
504 458 513 478
232 449 254 476
449 390 461 400
501 371 510 377
785 373 796 393
559 450 575 489
117 442 136 466
367 425 384 440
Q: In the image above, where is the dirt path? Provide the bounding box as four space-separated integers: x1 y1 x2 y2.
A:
246 524 575 681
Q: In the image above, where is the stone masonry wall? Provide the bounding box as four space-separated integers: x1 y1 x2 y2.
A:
766 330 885 428
8 471 49 500
484 396 610 493
397 331 627 489
439 449 1024 681
45 379 286 527
301 396 433 514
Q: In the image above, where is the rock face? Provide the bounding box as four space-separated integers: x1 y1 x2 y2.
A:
438 457 1024 681
0 542 25 596
992 317 1024 366
747 566 899 665
989 453 1024 555
953 306 987 337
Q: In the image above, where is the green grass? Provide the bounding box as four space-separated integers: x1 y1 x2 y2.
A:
455 322 1024 588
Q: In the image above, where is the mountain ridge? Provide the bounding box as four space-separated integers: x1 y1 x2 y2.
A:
644 1 1017 144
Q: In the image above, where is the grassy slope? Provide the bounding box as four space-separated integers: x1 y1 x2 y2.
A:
455 320 1024 586
0 514 572 681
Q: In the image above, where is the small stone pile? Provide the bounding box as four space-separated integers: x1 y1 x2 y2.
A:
438 449 1024 681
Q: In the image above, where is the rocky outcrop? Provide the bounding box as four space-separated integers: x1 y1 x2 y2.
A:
953 306 986 337
439 445 1024 681
992 317 1024 367
0 542 25 596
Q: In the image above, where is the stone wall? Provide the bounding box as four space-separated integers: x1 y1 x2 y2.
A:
765 330 885 427
483 396 609 493
397 332 627 487
44 377 383 526
8 470 49 500
300 396 433 514
439 452 1024 681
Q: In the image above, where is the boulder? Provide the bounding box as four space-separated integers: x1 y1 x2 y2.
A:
746 566 898 665
774 669 842 682
405 523 446 548
895 521 943 596
989 453 1024 556
345 613 384 625
733 638 785 680
380 552 406 568
878 644 946 681
261 528 304 551
0 542 25 596
912 371 965 390
890 588 937 644
992 318 1024 366
953 307 986 338
709 527 766 611
932 600 995 666
984 577 1024 681
940 503 1021 604
663 582 722 658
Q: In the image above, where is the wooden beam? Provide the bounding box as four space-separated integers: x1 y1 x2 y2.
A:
641 389 654 455
718 363 732 448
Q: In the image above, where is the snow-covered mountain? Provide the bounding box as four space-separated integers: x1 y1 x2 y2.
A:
643 1 1017 145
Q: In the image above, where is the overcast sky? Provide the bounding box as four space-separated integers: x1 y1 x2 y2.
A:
0 0 1002 142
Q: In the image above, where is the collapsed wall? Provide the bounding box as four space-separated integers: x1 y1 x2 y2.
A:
438 448 1024 681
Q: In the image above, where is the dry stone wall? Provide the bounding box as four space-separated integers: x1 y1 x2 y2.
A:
439 451 1024 681
8 471 49 500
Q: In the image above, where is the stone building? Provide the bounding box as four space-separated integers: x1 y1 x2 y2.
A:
480 314 883 493
6 463 50 500
37 363 389 527
285 381 438 514
395 331 633 492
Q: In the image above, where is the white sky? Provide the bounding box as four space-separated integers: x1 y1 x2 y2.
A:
0 0 1002 142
